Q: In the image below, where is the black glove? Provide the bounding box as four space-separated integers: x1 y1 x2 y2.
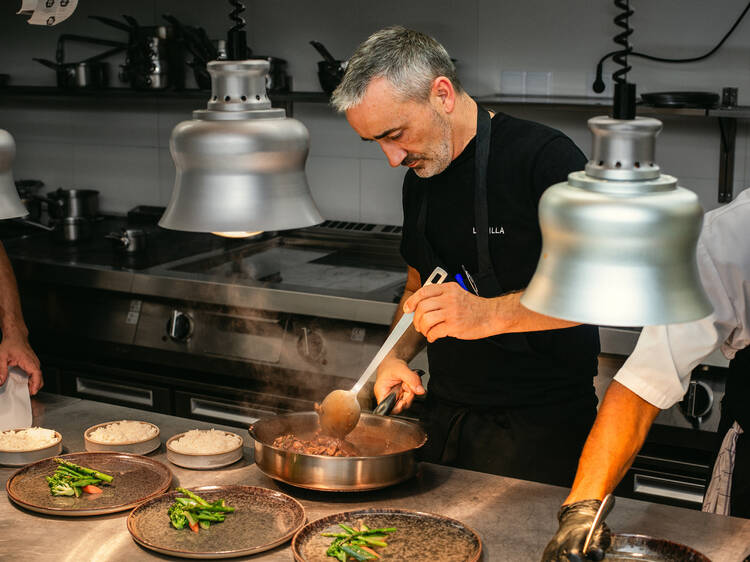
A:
541 500 612 562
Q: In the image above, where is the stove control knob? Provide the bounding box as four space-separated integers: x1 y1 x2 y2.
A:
166 310 193 342
679 380 713 426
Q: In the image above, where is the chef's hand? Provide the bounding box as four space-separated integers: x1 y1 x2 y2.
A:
542 500 611 562
0 333 43 395
374 358 424 414
404 282 490 342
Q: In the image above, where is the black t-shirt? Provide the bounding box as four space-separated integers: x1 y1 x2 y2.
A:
400 112 600 407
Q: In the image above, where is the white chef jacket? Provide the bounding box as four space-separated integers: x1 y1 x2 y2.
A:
614 187 750 409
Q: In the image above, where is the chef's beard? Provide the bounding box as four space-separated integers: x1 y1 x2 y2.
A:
402 109 453 178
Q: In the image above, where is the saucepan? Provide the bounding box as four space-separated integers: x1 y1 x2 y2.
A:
43 188 99 220
310 40 347 96
248 390 427 491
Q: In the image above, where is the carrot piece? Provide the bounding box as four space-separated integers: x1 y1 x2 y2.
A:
359 546 380 558
81 485 103 494
189 521 199 533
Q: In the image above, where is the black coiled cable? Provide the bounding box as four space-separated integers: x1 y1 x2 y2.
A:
593 0 750 93
611 0 633 85
226 0 248 60
229 0 246 32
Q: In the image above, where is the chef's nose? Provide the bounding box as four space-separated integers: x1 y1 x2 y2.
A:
379 142 407 168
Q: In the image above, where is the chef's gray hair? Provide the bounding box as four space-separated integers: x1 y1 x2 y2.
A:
331 26 462 112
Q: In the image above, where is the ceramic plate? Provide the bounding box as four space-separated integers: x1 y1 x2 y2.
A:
84 421 161 455
292 508 482 562
6 451 172 516
166 431 243 470
605 533 711 561
127 485 306 559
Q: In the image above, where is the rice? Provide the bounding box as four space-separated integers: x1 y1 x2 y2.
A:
0 427 58 451
169 429 242 455
88 420 158 444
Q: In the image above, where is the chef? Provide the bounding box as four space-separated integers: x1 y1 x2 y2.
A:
331 26 600 486
543 187 750 561
0 242 42 395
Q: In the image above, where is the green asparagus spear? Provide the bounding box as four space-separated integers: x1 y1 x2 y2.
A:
54 458 113 483
175 487 211 507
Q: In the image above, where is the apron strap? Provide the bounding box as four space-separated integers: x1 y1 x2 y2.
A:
474 105 493 279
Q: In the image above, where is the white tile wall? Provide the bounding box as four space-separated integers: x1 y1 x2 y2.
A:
72 144 159 213
360 159 405 225
305 156 360 221
1 0 748 220
12 140 74 188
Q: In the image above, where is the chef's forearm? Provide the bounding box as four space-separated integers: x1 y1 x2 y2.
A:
492 291 580 334
387 289 426 363
564 381 660 504
0 244 28 338
386 266 426 363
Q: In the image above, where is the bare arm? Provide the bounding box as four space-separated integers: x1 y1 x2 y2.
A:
404 283 579 342
386 266 427 361
564 380 660 504
0 243 42 394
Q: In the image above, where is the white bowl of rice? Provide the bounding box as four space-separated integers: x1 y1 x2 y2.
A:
0 427 63 466
84 420 160 455
166 429 244 469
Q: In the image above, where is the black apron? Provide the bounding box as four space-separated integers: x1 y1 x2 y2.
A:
414 105 596 487
717 346 750 518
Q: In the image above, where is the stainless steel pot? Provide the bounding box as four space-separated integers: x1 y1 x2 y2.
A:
249 411 427 491
105 228 146 253
45 188 99 219
53 216 91 243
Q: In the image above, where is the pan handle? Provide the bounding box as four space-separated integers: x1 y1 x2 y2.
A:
372 369 425 416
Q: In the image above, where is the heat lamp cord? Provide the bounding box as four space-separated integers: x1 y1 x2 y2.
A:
593 0 750 93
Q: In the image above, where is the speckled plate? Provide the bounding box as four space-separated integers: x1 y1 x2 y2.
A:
6 451 172 516
605 533 711 561
292 508 482 562
127 485 306 559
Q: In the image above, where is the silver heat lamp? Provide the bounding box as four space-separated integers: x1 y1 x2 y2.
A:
159 59 322 234
0 129 30 220
521 116 712 326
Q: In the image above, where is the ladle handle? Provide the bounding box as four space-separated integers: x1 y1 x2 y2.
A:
373 370 425 416
349 266 447 396
582 493 615 555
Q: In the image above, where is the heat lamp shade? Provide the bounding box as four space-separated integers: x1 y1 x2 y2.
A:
520 179 713 327
0 130 29 220
159 116 322 233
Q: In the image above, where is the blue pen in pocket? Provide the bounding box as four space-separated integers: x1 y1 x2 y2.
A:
454 273 469 292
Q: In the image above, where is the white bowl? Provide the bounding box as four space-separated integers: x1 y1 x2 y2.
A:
0 429 63 466
166 430 244 470
84 421 161 455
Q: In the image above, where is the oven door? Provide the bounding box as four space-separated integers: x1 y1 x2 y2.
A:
175 390 290 428
614 428 716 510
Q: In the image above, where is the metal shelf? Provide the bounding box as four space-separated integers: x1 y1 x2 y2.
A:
1 86 742 202
479 94 745 203
0 85 330 113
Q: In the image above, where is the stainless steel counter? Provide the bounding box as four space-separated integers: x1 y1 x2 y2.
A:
1 393 749 561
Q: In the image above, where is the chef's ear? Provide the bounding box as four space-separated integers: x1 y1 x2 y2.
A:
430 76 457 113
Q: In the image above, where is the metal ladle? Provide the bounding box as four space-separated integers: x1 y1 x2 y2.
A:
317 267 447 437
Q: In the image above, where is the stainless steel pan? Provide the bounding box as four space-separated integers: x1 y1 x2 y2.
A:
248 409 427 492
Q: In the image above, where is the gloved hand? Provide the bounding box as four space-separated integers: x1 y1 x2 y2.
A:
541 500 612 562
